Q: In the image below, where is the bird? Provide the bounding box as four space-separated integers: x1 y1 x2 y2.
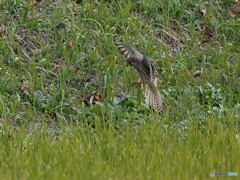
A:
115 40 164 114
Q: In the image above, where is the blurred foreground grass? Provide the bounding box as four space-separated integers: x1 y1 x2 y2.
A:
0 0 239 179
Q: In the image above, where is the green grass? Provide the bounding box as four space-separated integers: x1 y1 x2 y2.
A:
0 117 239 179
0 0 240 179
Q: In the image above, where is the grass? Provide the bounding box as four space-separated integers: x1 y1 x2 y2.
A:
0 0 240 179
0 118 239 179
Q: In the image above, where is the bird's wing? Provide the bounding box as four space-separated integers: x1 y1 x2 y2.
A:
115 40 164 113
150 59 159 84
115 41 143 61
142 53 153 81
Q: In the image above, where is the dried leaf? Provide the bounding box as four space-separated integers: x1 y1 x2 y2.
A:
228 3 240 18
82 92 103 105
75 67 81 73
201 26 214 44
67 39 74 49
194 70 202 77
21 83 29 91
199 8 207 18
51 64 61 73
94 93 102 101
155 28 184 57
170 19 180 33
161 29 179 43
1 26 7 39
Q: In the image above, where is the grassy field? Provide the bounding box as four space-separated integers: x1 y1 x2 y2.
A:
0 0 240 179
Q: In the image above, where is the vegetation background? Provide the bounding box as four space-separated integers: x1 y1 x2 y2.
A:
0 0 239 179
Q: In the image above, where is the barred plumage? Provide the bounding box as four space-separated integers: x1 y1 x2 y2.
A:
115 40 164 113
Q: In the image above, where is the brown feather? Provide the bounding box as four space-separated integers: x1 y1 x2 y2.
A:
115 40 164 113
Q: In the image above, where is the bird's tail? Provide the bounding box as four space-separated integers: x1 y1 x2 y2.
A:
144 85 164 114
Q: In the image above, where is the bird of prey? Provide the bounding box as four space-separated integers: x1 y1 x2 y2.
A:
115 40 164 114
